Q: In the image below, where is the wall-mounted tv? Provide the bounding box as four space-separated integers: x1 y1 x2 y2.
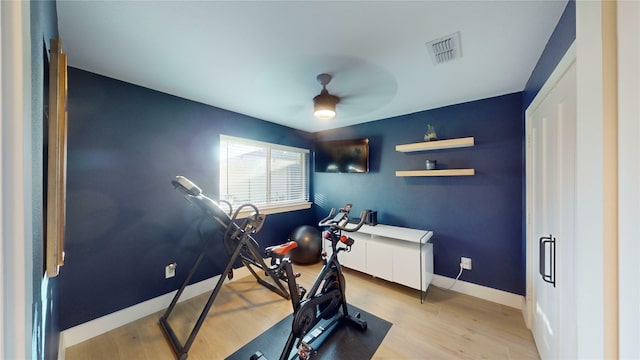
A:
314 138 369 173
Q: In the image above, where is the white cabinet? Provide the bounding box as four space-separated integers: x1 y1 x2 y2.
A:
325 224 433 302
392 238 433 290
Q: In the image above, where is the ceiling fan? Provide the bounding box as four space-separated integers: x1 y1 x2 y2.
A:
313 73 340 120
254 57 397 123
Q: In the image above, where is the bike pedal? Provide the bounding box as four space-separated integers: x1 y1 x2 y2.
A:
297 341 316 360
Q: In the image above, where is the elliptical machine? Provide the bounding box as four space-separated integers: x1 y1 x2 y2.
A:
252 204 368 360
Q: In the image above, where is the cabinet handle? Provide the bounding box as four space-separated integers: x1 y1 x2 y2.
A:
539 234 556 287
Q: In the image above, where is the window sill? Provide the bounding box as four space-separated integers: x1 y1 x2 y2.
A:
234 202 312 219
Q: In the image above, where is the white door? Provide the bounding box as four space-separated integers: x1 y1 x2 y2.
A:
529 61 576 359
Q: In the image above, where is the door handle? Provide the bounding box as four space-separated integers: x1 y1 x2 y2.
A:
539 234 556 287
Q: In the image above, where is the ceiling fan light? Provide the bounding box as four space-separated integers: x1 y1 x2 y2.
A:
314 108 336 120
313 92 339 120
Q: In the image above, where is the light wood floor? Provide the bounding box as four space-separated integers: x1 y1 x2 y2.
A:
66 263 539 360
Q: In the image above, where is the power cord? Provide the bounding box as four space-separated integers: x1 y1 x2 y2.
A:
442 262 464 291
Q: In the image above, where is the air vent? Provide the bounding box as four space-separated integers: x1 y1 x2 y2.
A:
426 32 461 65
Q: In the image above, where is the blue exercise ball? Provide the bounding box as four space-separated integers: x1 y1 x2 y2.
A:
289 225 322 264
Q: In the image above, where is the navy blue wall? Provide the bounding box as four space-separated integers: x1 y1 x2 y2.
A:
523 0 575 108
59 68 315 330
313 93 525 294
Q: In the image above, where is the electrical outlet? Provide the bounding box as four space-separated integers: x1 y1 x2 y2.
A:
165 263 177 279
461 257 472 270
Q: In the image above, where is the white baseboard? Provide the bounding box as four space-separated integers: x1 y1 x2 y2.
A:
58 333 65 360
60 266 251 349
521 297 532 329
431 274 525 310
60 268 525 353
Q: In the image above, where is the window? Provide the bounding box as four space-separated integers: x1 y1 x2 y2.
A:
220 135 310 215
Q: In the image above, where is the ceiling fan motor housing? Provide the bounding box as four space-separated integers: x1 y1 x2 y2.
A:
314 73 339 119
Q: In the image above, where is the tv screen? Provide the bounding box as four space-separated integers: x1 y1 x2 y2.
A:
314 138 369 173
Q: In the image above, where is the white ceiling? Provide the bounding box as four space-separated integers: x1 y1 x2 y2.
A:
57 1 567 133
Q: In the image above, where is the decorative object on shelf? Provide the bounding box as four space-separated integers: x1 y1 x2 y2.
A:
424 124 438 141
425 160 437 170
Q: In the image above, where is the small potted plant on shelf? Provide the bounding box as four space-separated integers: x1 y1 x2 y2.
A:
424 124 438 141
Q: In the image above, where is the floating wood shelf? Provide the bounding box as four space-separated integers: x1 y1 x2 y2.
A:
395 169 475 177
395 137 475 152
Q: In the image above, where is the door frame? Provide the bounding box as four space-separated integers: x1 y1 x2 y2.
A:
617 1 640 357
0 1 33 359
524 41 576 330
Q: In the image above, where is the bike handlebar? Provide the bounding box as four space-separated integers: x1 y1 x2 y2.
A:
318 205 368 233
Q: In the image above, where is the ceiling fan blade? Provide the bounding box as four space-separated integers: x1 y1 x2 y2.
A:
253 54 398 120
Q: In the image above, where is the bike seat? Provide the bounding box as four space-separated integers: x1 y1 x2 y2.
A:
266 241 298 256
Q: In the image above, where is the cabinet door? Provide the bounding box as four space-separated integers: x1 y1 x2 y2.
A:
326 233 367 272
366 236 394 281
392 241 420 289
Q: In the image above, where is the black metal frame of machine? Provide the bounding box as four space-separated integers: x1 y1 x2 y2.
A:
159 176 290 360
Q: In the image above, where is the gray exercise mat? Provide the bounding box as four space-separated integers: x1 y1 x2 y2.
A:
226 304 392 360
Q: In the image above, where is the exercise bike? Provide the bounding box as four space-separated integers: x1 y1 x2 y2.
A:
252 204 368 360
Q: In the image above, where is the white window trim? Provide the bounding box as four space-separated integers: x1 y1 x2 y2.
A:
234 201 312 219
221 134 310 155
220 135 310 218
